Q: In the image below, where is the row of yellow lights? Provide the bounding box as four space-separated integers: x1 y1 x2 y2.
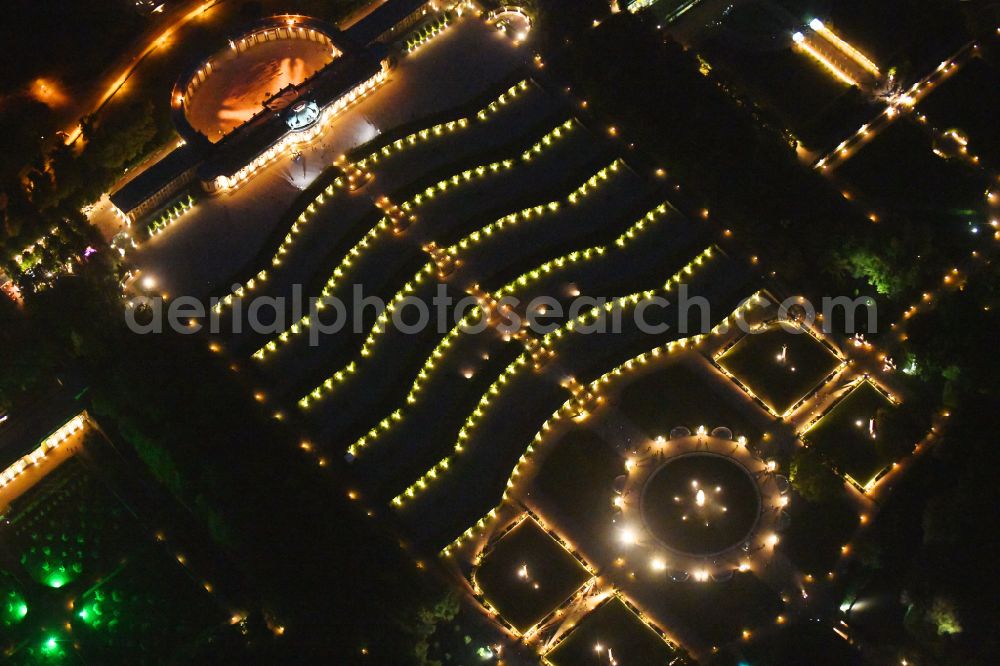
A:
792 32 859 87
322 119 575 292
353 81 529 171
520 119 576 162
217 177 346 314
404 11 453 53
147 196 196 238
809 20 880 78
586 293 747 382
357 118 469 168
493 201 671 298
444 157 617 258
0 413 88 489
440 504 500 557
537 246 717 353
358 263 438 356
392 352 530 506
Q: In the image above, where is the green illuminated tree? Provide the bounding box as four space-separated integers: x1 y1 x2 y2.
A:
790 448 842 503
833 245 917 298
408 593 462 666
1 573 29 628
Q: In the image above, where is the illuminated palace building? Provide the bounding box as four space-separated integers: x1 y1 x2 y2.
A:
0 384 93 509
111 1 437 223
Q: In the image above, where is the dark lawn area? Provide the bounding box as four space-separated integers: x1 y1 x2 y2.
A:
715 0 786 37
71 547 228 662
653 571 784 646
474 517 591 633
779 489 859 575
643 453 761 557
804 381 897 487
530 428 623 554
780 0 970 74
545 596 676 666
718 324 840 415
741 618 864 665
837 120 987 216
699 1 868 150
618 360 767 444
800 87 884 155
918 57 1000 170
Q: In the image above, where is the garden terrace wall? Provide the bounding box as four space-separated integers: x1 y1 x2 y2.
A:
213 163 345 301
345 72 539 162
